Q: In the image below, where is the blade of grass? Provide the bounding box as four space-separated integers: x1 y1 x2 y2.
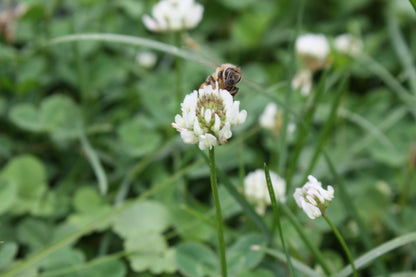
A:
48 33 217 68
359 54 416 118
286 69 330 189
387 14 416 95
264 163 296 276
339 107 398 154
278 0 306 175
301 76 347 184
410 0 416 11
334 232 416 277
323 151 389 276
79 132 108 195
261 247 321 277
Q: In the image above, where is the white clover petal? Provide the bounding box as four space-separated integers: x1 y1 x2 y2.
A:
204 109 212 124
213 114 221 132
180 129 198 144
198 133 217 150
142 15 160 32
218 122 231 144
174 114 185 128
302 201 322 219
193 119 202 136
237 109 247 124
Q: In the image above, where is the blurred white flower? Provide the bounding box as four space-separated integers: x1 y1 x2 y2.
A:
172 83 247 150
292 69 313 96
334 34 363 57
244 169 286 215
259 103 296 135
136 51 157 68
142 0 204 32
293 175 334 219
295 33 330 72
259 103 278 130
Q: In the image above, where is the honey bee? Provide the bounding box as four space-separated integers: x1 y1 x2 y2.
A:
200 63 242 97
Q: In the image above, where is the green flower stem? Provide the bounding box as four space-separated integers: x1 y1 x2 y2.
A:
174 31 184 111
280 204 332 276
209 147 228 277
323 214 358 277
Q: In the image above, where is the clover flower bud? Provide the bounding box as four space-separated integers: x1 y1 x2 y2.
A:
293 175 334 219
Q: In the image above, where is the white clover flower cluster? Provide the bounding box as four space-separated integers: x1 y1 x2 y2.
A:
334 34 363 57
293 175 334 219
292 33 330 96
295 33 330 72
142 0 204 32
244 169 286 215
172 83 247 150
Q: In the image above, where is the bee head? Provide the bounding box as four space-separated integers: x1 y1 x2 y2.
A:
225 67 242 86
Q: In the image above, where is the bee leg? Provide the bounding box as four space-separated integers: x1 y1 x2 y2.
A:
230 87 239 97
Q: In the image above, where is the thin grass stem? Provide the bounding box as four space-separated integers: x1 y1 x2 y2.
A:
264 164 296 277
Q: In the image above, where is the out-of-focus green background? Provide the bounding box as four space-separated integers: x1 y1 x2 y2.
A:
1 0 415 276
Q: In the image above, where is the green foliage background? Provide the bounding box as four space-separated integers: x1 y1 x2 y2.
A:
1 0 416 276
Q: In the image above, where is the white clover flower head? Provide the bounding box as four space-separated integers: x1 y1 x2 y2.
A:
334 34 363 57
142 0 204 32
172 83 247 150
293 175 334 219
292 69 313 96
295 33 330 71
244 169 286 215
136 51 157 68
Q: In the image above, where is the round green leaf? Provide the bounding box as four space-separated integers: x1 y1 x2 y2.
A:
17 218 52 252
0 242 18 269
0 178 17 214
237 269 274 277
40 94 83 139
73 187 105 213
176 242 219 277
228 234 267 275
124 233 176 274
112 201 171 239
117 116 162 157
9 103 43 132
80 259 126 277
0 155 47 214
